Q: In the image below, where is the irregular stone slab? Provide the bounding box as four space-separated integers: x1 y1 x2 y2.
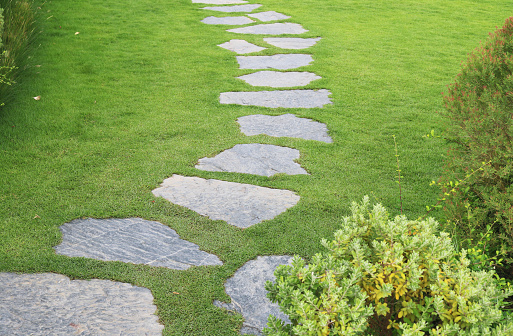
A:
196 144 308 176
236 54 313 70
0 273 164 335
218 39 266 54
247 11 290 22
238 71 321 87
152 175 299 228
214 256 293 335
201 16 255 25
237 114 333 143
54 218 222 270
202 4 262 12
193 0 247 3
220 89 332 108
264 37 321 49
227 23 307 35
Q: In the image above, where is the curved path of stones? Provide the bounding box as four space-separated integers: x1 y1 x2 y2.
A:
0 1 332 335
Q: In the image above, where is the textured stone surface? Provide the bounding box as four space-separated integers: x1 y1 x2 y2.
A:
193 0 247 3
264 37 321 49
202 4 261 12
196 144 308 176
214 256 292 335
220 89 332 108
236 54 313 69
54 218 222 270
247 11 290 22
0 273 164 335
237 114 333 143
238 71 321 87
218 39 266 54
227 23 307 35
152 175 299 228
201 16 254 25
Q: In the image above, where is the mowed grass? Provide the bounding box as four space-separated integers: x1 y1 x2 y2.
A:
1 0 512 334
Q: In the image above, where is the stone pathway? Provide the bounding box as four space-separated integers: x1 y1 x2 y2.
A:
202 16 255 25
263 37 321 49
236 54 314 69
220 89 332 108
202 4 262 12
237 71 321 87
219 39 267 53
227 22 308 35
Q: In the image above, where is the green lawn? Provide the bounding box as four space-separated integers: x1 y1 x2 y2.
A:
1 0 512 334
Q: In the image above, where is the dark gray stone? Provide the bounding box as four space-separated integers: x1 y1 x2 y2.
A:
214 256 293 335
202 4 262 12
201 16 255 25
237 71 321 87
219 89 333 108
263 37 321 49
236 54 313 70
152 175 300 228
196 144 308 176
218 39 266 54
0 273 164 335
247 11 290 22
54 218 222 270
193 0 247 3
227 23 307 35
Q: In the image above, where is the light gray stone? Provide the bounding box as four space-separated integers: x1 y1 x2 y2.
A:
236 54 313 69
0 273 164 335
214 256 293 335
54 218 222 270
227 23 307 35
218 39 266 54
237 114 333 143
193 0 247 3
201 16 255 25
264 37 321 49
219 89 333 108
247 11 290 22
152 175 299 228
196 144 308 176
237 71 321 87
202 4 262 12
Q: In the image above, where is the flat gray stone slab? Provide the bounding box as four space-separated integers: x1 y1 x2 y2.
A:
193 0 247 3
202 4 262 12
214 256 292 335
196 144 308 176
247 11 290 22
236 54 313 69
220 89 333 108
237 114 333 143
218 39 266 54
152 175 300 228
264 37 321 49
227 23 307 35
0 273 164 335
238 71 321 87
202 16 255 25
54 218 222 270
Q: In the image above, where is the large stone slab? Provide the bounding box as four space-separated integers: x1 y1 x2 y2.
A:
0 273 164 335
238 71 321 87
214 256 293 335
219 89 333 108
152 175 299 228
219 39 266 54
193 0 247 3
202 4 262 12
202 16 255 25
227 23 307 35
196 144 308 176
247 11 290 22
264 37 321 49
236 54 313 69
237 114 333 143
54 218 222 270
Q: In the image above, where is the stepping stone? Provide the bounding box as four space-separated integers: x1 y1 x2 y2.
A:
54 218 222 270
202 4 262 12
196 144 308 176
214 256 292 335
236 54 313 69
238 71 321 87
0 273 164 335
152 175 299 228
247 11 290 22
237 114 333 143
264 37 321 49
219 89 332 108
227 23 307 35
193 0 247 3
218 39 266 54
201 16 255 25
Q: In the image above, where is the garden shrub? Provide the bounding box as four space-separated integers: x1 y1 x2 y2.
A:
264 197 513 336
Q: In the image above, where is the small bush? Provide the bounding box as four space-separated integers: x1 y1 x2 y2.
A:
264 197 513 336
